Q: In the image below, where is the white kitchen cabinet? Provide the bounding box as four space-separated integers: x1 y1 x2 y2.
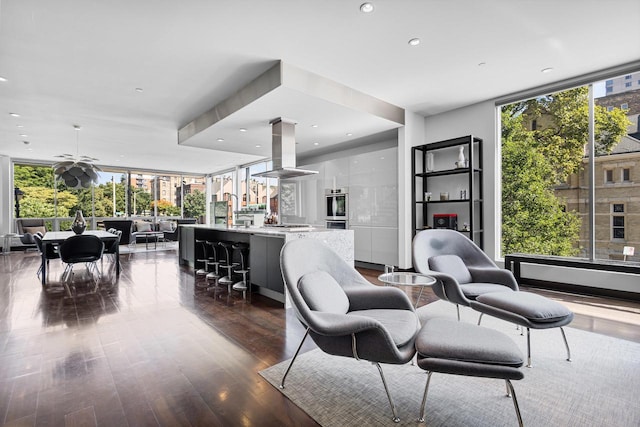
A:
323 157 349 190
352 225 398 265
371 227 398 265
352 226 372 262
349 147 398 227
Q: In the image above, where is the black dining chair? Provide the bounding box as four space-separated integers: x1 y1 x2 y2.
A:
59 234 105 296
102 229 122 269
33 232 60 282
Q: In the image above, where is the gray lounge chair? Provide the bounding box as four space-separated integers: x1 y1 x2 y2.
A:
280 238 420 423
412 229 573 367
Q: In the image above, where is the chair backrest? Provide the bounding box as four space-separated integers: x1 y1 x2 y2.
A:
16 218 45 234
104 230 122 254
59 234 104 263
280 238 371 324
413 229 497 275
33 232 44 253
102 220 133 245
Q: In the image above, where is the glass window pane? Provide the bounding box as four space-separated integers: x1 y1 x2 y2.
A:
594 71 637 258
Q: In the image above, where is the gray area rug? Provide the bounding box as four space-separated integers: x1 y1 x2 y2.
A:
259 300 640 426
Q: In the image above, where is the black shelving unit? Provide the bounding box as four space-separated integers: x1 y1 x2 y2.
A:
412 135 484 248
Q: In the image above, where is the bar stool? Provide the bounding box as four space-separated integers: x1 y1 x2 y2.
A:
217 241 238 293
232 242 250 302
205 240 221 282
195 238 209 288
205 240 222 297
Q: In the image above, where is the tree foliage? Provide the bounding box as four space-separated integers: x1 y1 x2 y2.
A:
183 190 206 219
508 87 630 183
501 87 629 256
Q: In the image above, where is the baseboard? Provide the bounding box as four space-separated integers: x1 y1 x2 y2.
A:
520 278 640 302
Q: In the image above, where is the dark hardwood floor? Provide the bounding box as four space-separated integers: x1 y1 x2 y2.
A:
1 247 638 426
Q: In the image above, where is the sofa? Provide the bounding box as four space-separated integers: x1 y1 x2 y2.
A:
102 218 197 245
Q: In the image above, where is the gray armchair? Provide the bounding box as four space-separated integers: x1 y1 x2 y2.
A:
413 229 518 319
16 218 46 246
280 238 420 423
412 229 573 367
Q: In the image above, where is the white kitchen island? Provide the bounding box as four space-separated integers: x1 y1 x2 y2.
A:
179 224 354 304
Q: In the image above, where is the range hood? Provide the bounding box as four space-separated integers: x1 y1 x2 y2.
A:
252 117 319 179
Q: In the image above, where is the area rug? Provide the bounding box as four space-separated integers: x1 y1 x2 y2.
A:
259 300 640 426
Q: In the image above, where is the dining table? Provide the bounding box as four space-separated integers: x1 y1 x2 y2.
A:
41 230 120 286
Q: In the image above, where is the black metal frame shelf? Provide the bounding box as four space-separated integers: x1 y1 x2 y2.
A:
412 135 484 248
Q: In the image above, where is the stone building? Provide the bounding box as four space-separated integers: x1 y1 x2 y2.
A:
555 89 640 261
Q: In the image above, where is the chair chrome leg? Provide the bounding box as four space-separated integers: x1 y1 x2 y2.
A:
560 327 571 362
526 327 532 368
279 328 310 389
374 362 400 423
505 379 510 397
418 371 433 423
506 379 524 427
477 313 484 325
456 305 460 321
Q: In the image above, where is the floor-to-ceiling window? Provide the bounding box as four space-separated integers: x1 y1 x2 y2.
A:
12 162 205 231
500 71 639 261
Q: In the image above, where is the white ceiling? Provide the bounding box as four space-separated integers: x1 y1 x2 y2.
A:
1 0 639 175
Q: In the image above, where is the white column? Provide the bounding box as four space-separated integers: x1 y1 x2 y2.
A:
0 156 13 235
398 111 425 269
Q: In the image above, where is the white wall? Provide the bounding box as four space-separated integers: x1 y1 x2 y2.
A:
0 156 13 236
423 101 639 295
423 101 499 259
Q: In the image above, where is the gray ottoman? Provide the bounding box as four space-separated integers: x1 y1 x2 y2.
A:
416 318 525 426
472 291 573 367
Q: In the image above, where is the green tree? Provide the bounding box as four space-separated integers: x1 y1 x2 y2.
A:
514 87 630 183
14 165 55 188
501 123 581 256
132 189 152 215
183 190 206 219
501 87 629 256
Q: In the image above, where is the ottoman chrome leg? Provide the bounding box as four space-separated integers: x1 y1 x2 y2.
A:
560 327 571 362
418 371 433 423
526 327 532 368
506 379 524 427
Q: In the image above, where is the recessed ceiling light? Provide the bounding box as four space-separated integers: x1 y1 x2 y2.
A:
26 148 32 151
313 142 320 146
19 134 27 137
16 125 24 128
255 144 261 148
541 67 554 73
0 76 7 82
311 124 318 128
360 2 374 13
9 112 20 117
408 38 421 46
73 124 81 131
478 62 486 67
239 128 247 132
135 87 143 92
217 138 224 142
22 140 30 145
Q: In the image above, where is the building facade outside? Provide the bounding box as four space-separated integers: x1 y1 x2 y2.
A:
555 88 640 261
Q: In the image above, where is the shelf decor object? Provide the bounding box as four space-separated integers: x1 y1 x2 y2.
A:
412 135 484 248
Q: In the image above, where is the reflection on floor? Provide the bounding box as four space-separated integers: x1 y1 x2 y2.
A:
0 249 638 426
